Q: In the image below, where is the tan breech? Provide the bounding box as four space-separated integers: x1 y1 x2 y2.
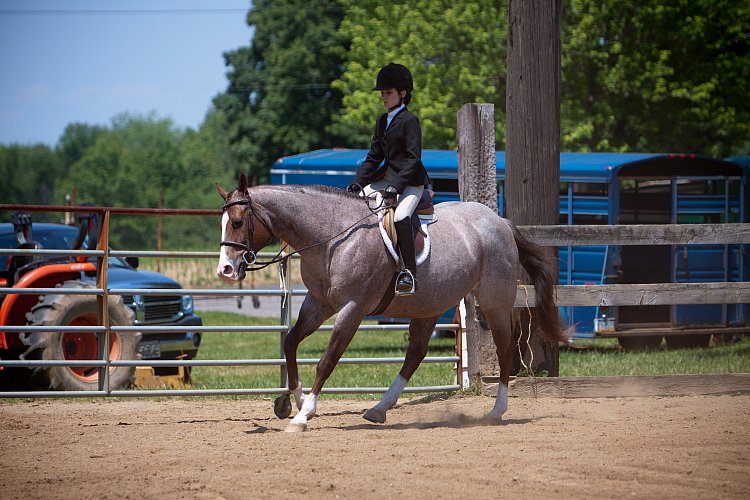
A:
363 179 424 222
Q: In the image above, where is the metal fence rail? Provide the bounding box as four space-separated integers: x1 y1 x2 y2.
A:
7 205 745 400
0 205 461 398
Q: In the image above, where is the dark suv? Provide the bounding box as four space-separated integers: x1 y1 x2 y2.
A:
0 219 202 390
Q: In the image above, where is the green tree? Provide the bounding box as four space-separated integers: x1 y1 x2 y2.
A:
57 113 184 249
334 0 507 150
562 0 750 156
168 109 242 250
57 123 105 170
0 143 62 221
213 0 348 181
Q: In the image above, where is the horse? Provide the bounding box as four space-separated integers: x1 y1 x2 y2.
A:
216 172 569 432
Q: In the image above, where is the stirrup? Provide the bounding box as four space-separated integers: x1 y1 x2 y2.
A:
395 269 416 296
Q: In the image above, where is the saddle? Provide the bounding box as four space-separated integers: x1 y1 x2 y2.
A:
379 189 437 265
368 189 438 316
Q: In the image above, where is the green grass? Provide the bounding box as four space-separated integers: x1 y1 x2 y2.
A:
191 311 456 396
191 311 750 397
560 337 750 376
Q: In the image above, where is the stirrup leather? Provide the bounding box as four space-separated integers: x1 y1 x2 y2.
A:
395 269 416 296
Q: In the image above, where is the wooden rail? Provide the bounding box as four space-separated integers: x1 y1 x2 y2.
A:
513 223 749 308
516 282 750 308
519 223 750 246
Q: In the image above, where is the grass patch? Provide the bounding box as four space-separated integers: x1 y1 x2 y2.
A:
189 311 750 398
191 311 456 398
560 337 750 376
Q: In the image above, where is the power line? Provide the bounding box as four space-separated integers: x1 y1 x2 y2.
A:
0 8 248 16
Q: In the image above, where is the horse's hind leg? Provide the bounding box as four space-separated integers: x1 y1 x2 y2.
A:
488 315 514 420
363 315 439 424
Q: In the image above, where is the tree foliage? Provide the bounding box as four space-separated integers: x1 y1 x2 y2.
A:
213 0 348 181
562 0 750 156
0 143 61 221
2 112 239 250
334 0 507 150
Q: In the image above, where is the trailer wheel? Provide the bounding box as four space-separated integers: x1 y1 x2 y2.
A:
617 335 663 351
21 280 140 391
665 334 711 349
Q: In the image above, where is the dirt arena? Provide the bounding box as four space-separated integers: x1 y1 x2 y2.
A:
2 393 748 499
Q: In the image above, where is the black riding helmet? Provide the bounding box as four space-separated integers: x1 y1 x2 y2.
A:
373 63 413 91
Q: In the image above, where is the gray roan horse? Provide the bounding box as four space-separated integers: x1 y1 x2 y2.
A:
216 172 569 432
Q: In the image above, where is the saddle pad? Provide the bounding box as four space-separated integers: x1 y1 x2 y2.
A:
377 202 437 266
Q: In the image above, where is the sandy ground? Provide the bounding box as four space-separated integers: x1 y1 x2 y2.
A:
1 393 748 499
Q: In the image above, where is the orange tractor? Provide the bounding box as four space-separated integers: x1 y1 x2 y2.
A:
1 211 203 392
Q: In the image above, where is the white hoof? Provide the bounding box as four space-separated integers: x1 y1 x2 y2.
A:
285 421 308 433
363 407 387 424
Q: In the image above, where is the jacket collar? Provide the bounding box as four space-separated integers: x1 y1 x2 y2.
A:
385 106 407 134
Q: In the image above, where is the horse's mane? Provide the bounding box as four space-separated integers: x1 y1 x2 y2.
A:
263 183 360 200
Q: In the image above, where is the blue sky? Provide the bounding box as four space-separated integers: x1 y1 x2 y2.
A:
0 0 252 146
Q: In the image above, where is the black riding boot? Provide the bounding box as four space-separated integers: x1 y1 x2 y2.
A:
394 217 417 296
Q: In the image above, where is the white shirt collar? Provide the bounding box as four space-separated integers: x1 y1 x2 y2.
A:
386 104 405 128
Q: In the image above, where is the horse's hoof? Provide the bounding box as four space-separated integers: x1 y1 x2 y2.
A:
285 422 308 433
487 411 504 423
274 395 292 419
363 407 386 424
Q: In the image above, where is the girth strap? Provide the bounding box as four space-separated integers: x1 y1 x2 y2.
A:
368 271 399 316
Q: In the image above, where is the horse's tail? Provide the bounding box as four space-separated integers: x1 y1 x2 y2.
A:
511 223 572 345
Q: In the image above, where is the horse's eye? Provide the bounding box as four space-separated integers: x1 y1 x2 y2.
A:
231 218 243 230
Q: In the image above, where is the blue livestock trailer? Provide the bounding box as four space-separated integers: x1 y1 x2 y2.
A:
272 149 749 348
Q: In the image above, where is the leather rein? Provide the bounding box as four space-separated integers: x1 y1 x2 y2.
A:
220 189 391 277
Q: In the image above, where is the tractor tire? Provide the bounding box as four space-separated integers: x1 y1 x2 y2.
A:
20 280 140 391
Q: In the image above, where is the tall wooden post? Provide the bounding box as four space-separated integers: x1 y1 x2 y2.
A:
505 0 562 375
457 103 497 386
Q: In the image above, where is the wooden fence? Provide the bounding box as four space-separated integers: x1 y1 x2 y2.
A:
514 222 750 308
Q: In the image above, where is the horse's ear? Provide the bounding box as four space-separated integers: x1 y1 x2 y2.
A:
216 183 229 200
238 172 249 194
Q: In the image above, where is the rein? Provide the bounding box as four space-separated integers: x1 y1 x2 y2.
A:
220 190 392 276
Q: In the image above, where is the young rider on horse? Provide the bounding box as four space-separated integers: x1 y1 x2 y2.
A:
347 63 429 296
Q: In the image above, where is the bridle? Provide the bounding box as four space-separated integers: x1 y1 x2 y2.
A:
220 187 394 279
220 196 260 278
220 193 295 278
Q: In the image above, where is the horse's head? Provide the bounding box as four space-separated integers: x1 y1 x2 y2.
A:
215 172 272 283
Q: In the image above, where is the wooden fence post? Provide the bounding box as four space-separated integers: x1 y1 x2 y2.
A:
456 103 497 387
506 0 562 376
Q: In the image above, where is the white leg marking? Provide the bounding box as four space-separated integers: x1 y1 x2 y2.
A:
378 373 407 411
286 393 317 432
291 380 305 410
489 383 508 420
363 374 407 423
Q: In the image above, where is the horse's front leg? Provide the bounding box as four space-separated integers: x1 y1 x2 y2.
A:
286 303 365 432
283 296 334 411
363 316 439 424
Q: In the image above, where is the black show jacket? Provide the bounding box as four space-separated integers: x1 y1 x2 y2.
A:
352 107 429 193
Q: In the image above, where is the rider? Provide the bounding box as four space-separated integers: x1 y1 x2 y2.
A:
347 63 429 296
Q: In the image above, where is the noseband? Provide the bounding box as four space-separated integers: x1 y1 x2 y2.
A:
220 196 257 277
